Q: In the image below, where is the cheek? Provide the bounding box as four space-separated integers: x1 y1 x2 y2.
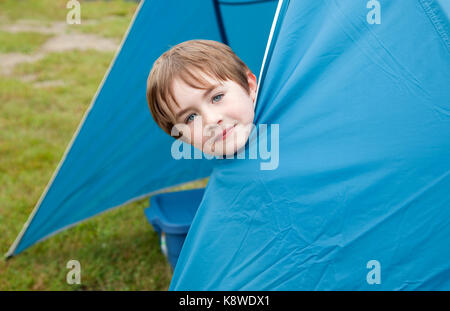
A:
233 101 254 125
228 94 254 120
184 122 212 150
191 127 206 148
179 125 197 145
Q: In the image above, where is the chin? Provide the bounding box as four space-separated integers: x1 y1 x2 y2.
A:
199 124 253 157
208 136 249 157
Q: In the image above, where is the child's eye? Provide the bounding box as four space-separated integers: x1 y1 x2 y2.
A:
185 113 197 124
212 94 224 103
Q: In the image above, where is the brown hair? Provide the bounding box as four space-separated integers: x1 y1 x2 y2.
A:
146 39 251 138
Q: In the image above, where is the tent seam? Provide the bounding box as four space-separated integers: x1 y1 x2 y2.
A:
418 0 450 53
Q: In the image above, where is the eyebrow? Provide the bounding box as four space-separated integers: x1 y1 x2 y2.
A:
174 84 221 121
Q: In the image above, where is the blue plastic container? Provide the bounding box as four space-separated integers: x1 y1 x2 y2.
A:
144 188 205 269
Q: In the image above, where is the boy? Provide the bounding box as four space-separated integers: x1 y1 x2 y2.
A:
146 39 257 157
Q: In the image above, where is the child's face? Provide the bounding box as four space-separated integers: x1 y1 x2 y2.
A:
170 70 257 156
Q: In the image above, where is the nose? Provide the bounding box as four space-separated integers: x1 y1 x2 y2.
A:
203 107 223 131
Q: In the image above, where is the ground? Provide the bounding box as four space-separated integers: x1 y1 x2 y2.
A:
0 0 207 290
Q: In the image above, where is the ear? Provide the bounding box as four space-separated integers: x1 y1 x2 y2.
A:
247 70 257 102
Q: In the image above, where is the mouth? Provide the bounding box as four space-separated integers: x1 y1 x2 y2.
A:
214 124 237 142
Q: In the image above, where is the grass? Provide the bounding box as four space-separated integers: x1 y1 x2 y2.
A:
0 0 138 26
0 0 137 40
76 16 135 39
0 0 208 290
0 31 52 54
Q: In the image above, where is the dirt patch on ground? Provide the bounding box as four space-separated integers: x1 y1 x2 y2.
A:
0 20 119 82
1 20 69 35
42 33 118 53
0 53 45 75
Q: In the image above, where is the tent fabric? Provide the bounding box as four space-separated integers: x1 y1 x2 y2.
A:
169 0 450 290
7 0 278 257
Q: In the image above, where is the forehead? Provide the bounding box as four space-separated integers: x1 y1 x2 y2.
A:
171 76 215 100
168 71 223 111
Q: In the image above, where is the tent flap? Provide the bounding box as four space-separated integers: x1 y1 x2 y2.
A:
170 0 450 290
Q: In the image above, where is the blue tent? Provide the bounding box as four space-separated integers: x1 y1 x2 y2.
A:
9 0 450 290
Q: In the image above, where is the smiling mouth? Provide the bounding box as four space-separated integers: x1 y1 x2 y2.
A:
214 124 236 142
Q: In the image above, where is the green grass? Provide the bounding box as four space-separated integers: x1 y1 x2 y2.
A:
76 16 135 39
0 0 136 40
0 0 69 24
0 31 52 54
0 0 137 25
15 50 116 105
0 0 208 291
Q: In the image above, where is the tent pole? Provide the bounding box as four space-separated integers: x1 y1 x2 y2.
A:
213 0 229 45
